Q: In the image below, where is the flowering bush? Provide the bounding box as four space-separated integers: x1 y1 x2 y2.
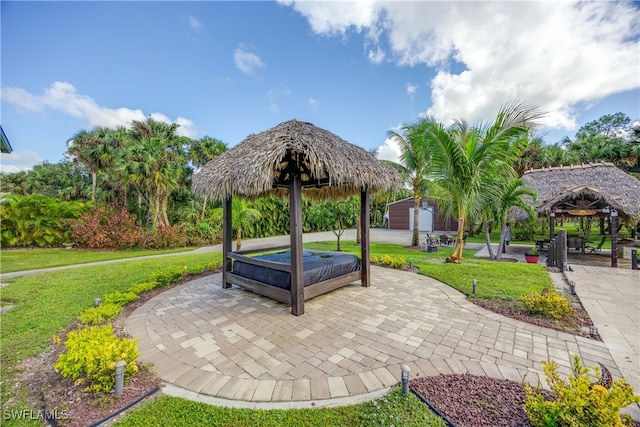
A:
370 255 407 269
524 355 640 427
67 204 143 249
520 287 572 320
54 325 140 393
78 303 122 326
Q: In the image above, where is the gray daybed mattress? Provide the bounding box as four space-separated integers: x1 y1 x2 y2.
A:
231 249 361 290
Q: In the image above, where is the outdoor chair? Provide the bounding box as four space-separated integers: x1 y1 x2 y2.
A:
439 234 453 245
585 236 607 254
426 233 439 246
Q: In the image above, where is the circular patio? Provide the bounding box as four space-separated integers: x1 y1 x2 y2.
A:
124 266 618 409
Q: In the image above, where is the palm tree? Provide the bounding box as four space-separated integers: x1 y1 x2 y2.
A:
212 198 261 251
67 126 124 202
189 136 227 220
386 120 432 247
423 102 543 263
482 177 537 260
117 118 190 229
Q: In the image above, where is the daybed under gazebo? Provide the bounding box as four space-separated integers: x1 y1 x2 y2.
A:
192 119 403 315
522 162 640 267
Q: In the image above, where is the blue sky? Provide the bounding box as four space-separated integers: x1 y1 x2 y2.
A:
1 1 639 173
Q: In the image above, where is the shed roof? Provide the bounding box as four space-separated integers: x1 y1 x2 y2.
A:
192 119 403 201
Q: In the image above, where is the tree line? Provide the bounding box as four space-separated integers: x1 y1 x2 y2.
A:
1 111 637 250
386 107 639 263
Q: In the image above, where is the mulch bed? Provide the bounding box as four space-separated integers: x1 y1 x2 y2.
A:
410 374 554 427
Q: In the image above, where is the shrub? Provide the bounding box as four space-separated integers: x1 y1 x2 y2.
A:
176 221 222 247
149 265 188 286
78 303 122 326
68 204 143 249
142 225 187 249
187 264 206 275
520 287 572 320
371 254 407 269
129 281 159 295
524 355 640 427
103 291 139 306
0 194 89 247
54 325 140 394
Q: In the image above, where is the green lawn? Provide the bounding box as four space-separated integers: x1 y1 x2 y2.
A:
0 253 221 427
1 241 551 426
306 241 551 300
0 247 199 274
115 388 446 427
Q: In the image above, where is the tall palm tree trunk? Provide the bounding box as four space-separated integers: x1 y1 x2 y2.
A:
484 221 496 259
412 196 420 247
91 171 97 202
446 217 465 263
200 195 209 221
236 226 243 251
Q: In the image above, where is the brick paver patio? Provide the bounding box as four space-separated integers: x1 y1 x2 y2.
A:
125 266 621 408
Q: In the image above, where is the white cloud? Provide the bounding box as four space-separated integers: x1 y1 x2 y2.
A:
234 44 265 75
406 83 418 100
308 97 319 111
1 82 198 138
375 136 401 164
187 15 204 33
0 150 45 173
284 1 640 131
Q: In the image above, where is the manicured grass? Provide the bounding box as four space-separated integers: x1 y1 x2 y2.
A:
115 387 446 427
0 252 221 426
306 241 551 300
0 247 199 274
2 240 551 427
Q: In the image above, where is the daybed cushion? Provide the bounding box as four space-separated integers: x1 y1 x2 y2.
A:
231 249 361 290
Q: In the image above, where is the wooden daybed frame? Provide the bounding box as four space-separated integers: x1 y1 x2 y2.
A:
224 244 362 306
221 182 371 316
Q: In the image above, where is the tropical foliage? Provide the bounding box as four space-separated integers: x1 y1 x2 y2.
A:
387 120 433 246
0 194 89 247
423 102 543 262
306 196 360 250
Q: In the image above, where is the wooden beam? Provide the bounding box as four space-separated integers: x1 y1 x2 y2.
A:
611 210 618 268
227 253 292 272
290 173 304 316
225 273 291 304
360 188 370 287
222 197 232 289
234 245 290 255
304 271 361 300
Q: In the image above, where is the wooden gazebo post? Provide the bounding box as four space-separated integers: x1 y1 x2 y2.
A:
222 196 232 289
360 188 370 287
611 209 618 268
290 173 304 316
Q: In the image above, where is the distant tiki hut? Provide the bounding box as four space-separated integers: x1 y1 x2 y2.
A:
521 163 640 225
192 119 403 315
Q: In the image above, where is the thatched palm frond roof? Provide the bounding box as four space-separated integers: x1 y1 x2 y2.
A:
521 163 640 222
192 119 404 201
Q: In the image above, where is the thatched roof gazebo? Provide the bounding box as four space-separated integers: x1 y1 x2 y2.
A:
521 162 640 267
192 119 403 315
522 162 640 223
